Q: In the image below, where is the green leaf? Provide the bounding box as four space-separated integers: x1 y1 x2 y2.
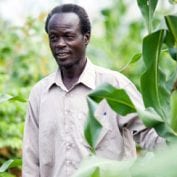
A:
170 90 177 132
85 83 137 152
119 53 142 72
165 16 177 61
154 122 177 143
0 94 26 104
84 98 102 153
0 159 22 173
169 0 177 4
137 0 158 33
165 15 177 43
141 30 170 118
88 83 136 116
164 30 175 48
131 143 177 177
135 107 176 142
0 94 13 104
166 72 177 92
130 53 142 64
90 167 100 177
169 47 177 61
73 155 134 177
10 95 27 102
137 107 164 128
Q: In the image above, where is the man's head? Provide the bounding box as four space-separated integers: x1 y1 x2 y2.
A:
45 4 91 68
45 4 91 36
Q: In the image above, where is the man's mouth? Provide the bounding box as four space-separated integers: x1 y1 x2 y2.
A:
56 52 70 59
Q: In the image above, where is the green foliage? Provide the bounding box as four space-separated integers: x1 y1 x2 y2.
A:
0 159 22 177
137 0 158 33
141 30 169 117
170 90 177 132
84 98 102 153
88 0 144 87
74 143 177 177
73 155 133 177
0 13 53 176
88 83 136 115
0 94 26 104
140 14 177 142
80 0 177 177
85 0 177 149
0 159 22 173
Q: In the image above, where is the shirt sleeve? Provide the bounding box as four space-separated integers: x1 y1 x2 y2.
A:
22 89 40 177
119 113 166 151
118 78 166 150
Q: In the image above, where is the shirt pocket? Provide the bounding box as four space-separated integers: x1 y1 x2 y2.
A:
94 111 116 148
73 111 110 150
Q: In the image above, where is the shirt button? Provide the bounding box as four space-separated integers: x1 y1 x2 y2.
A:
66 160 72 166
65 109 70 115
65 126 71 133
66 143 72 150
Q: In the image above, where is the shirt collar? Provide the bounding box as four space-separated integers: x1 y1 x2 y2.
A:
77 59 96 89
48 59 96 91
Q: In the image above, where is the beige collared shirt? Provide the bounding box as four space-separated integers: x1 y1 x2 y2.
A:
22 59 164 177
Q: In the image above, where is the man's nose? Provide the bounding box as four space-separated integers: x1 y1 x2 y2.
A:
57 38 66 47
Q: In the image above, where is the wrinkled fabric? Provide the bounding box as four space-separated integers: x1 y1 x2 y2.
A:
22 59 165 177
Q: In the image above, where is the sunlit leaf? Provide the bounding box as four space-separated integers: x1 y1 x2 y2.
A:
0 159 22 173
132 143 177 177
169 0 177 4
88 83 136 116
0 94 13 104
10 95 27 102
119 53 142 72
130 53 142 64
137 107 163 128
137 0 158 32
84 98 102 153
73 156 134 177
74 143 177 177
170 90 177 132
90 167 100 177
141 30 170 118
0 94 26 104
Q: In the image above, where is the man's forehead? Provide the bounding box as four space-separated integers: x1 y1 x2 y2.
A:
49 12 80 26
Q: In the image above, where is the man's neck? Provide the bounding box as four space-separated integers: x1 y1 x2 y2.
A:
60 58 87 89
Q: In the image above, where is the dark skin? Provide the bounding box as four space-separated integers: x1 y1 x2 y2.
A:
47 13 90 89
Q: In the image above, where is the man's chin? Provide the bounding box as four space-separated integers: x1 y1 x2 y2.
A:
57 60 73 69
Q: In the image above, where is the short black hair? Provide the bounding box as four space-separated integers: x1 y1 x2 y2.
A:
45 4 91 35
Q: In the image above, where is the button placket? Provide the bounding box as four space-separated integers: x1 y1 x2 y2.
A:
66 142 73 150
64 92 77 176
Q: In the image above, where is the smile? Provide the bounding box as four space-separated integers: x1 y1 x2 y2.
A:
56 52 70 59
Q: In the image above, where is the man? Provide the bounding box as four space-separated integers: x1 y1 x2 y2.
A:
22 4 165 177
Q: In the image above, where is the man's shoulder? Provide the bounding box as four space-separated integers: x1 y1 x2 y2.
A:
30 71 56 96
93 64 132 87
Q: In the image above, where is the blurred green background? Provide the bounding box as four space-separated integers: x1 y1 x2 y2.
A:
0 0 176 176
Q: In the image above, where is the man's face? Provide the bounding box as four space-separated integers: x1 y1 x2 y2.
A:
47 12 89 68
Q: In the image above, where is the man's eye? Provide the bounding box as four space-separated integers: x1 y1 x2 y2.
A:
49 35 58 42
65 35 75 40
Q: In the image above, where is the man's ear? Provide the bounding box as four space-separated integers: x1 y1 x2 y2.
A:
84 33 90 46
